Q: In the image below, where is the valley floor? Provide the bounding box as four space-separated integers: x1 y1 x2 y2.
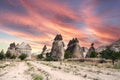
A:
0 60 120 80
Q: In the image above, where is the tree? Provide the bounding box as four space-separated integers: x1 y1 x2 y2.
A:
19 53 27 60
5 51 12 59
64 51 72 59
90 51 98 58
0 50 5 60
101 48 120 65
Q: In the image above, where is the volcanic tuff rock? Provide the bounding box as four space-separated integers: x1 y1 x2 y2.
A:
81 47 88 58
109 39 120 52
96 39 120 53
50 34 65 60
66 38 83 58
96 46 107 53
86 43 95 58
7 42 32 59
41 45 47 58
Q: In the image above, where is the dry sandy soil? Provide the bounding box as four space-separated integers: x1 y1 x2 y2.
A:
0 60 120 80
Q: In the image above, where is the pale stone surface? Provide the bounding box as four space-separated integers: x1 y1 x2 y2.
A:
41 45 47 58
86 43 95 58
66 38 83 58
51 34 65 60
7 42 32 59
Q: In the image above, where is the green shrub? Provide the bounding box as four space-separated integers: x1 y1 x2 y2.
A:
64 51 72 59
19 53 27 60
45 56 58 61
37 54 43 59
101 48 120 65
5 51 12 59
90 51 98 58
10 55 16 59
32 74 43 80
0 50 5 60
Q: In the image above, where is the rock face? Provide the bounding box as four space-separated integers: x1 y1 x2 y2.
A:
96 39 120 53
41 45 47 58
50 34 65 60
66 38 83 58
81 47 88 58
7 42 17 55
7 42 32 59
96 46 107 53
86 43 95 58
109 39 120 52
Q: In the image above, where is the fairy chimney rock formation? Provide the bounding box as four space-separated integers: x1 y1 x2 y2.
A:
41 45 47 58
66 38 83 58
86 43 95 58
51 34 65 60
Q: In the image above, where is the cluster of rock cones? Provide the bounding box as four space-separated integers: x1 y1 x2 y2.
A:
41 34 96 60
41 34 120 60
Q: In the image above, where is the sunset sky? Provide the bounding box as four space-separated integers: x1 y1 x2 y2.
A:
0 0 120 53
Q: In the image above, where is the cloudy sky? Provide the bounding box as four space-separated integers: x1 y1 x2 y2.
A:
0 0 120 52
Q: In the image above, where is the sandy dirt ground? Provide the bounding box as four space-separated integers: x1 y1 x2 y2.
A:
0 61 120 80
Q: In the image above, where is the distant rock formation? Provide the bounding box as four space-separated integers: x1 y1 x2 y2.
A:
7 42 32 59
96 46 107 53
96 39 120 53
50 34 65 60
66 38 83 58
86 43 95 58
109 39 120 52
41 45 47 58
81 47 88 58
7 42 17 55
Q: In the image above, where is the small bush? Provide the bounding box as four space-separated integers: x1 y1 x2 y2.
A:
5 51 12 59
10 55 16 59
0 50 5 60
32 74 43 80
64 51 72 59
90 51 98 58
37 54 43 59
45 56 58 61
19 53 27 60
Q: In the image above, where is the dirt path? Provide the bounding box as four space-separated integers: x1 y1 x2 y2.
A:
0 62 32 80
0 61 120 80
30 61 90 80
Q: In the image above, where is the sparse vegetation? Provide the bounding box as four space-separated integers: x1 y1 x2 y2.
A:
10 55 16 59
101 47 120 65
0 50 5 60
90 51 98 58
32 74 43 80
5 51 12 59
64 51 72 59
114 61 120 69
37 54 43 59
19 53 27 60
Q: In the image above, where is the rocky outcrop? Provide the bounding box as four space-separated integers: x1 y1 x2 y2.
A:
7 42 17 55
96 39 120 53
50 34 65 60
7 42 32 59
96 46 107 53
81 47 88 58
66 38 83 58
41 45 47 58
86 43 95 58
109 39 120 52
